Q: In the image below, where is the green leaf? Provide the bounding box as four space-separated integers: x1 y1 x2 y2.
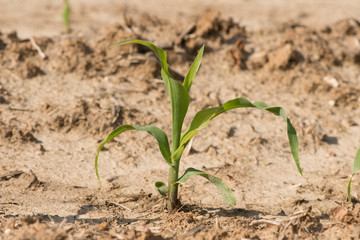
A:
176 167 236 206
348 147 360 202
352 147 360 175
178 98 302 175
95 125 171 185
161 69 190 152
62 0 71 31
348 176 354 202
110 40 190 152
183 45 204 93
155 181 168 197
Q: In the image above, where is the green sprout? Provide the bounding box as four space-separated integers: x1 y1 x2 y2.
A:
348 147 360 202
95 40 302 212
62 0 71 32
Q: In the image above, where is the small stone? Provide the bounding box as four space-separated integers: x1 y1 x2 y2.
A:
195 10 221 37
328 100 335 107
247 52 267 70
194 215 204 221
323 76 339 88
266 44 301 70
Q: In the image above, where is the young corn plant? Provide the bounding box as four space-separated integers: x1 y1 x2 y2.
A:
62 0 71 32
95 40 302 212
348 146 360 202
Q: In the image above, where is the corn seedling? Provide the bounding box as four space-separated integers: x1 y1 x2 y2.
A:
62 0 71 32
348 147 360 202
95 40 302 212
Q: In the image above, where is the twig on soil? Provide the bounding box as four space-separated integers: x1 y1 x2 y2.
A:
175 204 185 213
47 215 55 226
303 226 314 239
9 106 31 111
105 201 132 211
215 216 221 229
30 37 47 59
27 170 41 189
57 218 67 230
118 203 132 211
179 225 205 238
322 221 347 226
281 220 293 235
0 171 24 181
250 219 282 226
251 207 312 238
279 208 308 238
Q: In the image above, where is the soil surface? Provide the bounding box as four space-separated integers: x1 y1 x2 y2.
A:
1 0 360 239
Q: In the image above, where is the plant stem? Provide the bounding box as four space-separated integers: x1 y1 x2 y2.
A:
167 161 180 212
167 102 182 212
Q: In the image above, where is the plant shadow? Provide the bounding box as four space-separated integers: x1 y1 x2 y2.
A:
180 204 270 219
3 204 130 225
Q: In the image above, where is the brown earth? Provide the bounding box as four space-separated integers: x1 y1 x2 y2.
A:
1 0 360 239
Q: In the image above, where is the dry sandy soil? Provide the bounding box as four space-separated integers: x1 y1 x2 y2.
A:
1 0 360 239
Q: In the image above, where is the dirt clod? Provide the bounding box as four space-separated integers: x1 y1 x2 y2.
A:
267 44 301 70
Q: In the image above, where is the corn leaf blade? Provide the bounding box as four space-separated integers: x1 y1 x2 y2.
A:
161 69 190 151
178 97 302 175
183 45 204 93
110 40 190 152
348 147 360 201
352 147 360 175
155 181 168 197
95 125 171 184
176 167 236 206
